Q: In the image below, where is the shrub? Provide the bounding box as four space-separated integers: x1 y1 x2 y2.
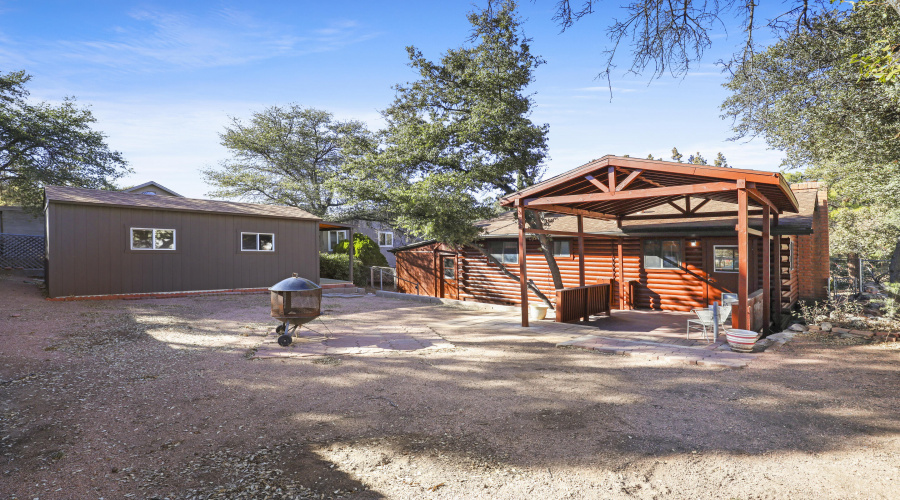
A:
333 233 389 268
320 252 350 281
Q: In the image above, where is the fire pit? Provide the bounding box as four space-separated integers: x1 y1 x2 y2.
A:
269 273 322 346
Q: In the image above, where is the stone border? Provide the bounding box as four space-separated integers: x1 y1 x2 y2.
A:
375 290 521 314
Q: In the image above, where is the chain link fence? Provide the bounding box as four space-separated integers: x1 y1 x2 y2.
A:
830 257 892 297
0 233 44 270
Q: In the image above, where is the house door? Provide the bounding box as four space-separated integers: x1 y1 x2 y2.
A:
705 238 740 305
439 255 458 300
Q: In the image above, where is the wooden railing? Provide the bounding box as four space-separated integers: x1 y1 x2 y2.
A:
555 283 612 323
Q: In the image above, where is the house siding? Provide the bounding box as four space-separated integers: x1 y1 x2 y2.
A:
46 202 319 298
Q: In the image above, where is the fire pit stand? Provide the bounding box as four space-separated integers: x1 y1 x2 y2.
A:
269 274 322 346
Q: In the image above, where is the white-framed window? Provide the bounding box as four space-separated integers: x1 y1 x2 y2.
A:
241 232 274 252
713 245 739 272
131 228 176 250
489 240 518 264
327 230 348 251
553 240 570 257
644 239 681 269
378 231 394 247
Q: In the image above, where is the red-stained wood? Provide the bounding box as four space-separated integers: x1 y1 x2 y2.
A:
585 174 609 192
617 239 626 309
616 169 643 191
518 204 529 327
529 181 739 207
690 198 711 214
521 201 617 220
762 205 771 333
577 215 585 287
746 182 780 213
608 166 617 193
555 284 611 323
737 188 749 330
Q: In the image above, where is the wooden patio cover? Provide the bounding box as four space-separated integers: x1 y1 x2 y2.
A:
499 156 800 330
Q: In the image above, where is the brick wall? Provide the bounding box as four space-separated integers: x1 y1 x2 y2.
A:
792 182 830 301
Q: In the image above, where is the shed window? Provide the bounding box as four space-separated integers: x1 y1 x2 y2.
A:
553 240 570 257
443 257 456 279
644 239 681 269
489 241 518 264
241 232 274 251
131 228 175 250
714 245 739 272
327 230 348 251
378 231 394 247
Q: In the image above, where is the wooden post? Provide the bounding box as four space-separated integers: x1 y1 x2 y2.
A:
773 214 783 324
577 215 585 287
762 205 771 334
517 203 529 327
737 186 749 330
348 227 354 285
617 239 626 310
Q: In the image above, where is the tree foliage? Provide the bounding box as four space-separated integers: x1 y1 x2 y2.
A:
333 232 389 268
722 6 900 269
349 1 561 305
203 105 377 220
0 70 129 212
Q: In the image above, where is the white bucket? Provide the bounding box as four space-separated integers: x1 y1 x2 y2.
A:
529 304 549 321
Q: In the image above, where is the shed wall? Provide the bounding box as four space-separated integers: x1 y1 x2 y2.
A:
46 203 319 298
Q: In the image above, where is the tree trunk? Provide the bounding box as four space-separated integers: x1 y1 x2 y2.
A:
889 238 900 283
848 253 861 292
527 213 565 291
471 244 555 309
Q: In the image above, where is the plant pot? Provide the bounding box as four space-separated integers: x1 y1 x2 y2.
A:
725 329 759 352
529 304 549 321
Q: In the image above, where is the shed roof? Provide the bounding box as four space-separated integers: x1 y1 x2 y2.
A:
44 185 320 221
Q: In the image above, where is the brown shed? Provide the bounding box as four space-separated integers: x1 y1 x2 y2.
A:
44 186 321 298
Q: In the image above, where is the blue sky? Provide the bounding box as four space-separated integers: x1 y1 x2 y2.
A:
1 0 787 199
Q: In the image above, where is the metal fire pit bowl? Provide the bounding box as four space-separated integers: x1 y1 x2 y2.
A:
269 273 322 346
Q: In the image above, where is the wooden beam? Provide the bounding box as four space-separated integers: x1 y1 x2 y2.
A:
617 239 626 309
689 198 711 214
521 200 617 220
584 175 609 193
774 233 783 322
577 215 585 287
524 228 617 238
762 205 771 334
737 188 749 330
623 209 764 221
615 166 663 187
607 166 617 193
518 204 529 327
528 181 738 206
685 196 691 213
746 182 780 213
666 200 688 214
616 169 643 191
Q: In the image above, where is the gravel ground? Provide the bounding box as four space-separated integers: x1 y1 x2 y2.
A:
1 275 899 499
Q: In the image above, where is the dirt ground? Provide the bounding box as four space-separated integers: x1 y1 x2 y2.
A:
1 275 899 499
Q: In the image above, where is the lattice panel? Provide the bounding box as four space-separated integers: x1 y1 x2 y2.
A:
0 234 44 269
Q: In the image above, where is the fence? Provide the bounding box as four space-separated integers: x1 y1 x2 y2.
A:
0 233 44 270
830 257 892 297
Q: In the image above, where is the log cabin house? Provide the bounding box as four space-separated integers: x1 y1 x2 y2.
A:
392 156 829 332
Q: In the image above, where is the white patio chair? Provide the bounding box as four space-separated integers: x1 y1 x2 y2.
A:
687 308 715 342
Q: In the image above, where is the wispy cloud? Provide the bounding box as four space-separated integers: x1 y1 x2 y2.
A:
4 7 379 71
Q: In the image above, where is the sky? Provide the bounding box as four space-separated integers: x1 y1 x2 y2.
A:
0 0 789 199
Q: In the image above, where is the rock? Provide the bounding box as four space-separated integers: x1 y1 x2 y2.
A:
848 329 874 338
789 323 807 332
820 322 833 332
832 327 850 335
767 332 795 342
807 325 821 332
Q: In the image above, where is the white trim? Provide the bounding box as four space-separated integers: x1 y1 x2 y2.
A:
713 245 739 273
130 227 176 251
327 230 348 251
241 232 275 252
378 231 394 248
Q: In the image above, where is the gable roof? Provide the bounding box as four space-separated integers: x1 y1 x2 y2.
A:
500 155 799 217
45 185 320 221
121 181 184 197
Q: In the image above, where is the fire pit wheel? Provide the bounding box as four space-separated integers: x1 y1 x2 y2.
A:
277 334 293 346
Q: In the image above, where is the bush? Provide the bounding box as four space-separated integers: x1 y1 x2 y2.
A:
320 252 350 281
333 233 389 268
